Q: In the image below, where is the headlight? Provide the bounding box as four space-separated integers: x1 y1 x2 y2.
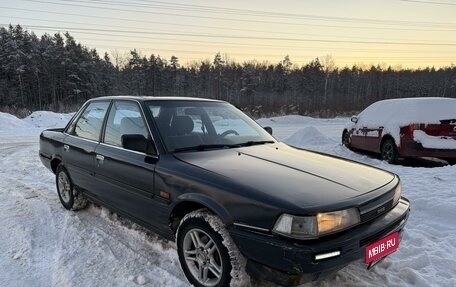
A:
393 182 402 206
273 208 360 239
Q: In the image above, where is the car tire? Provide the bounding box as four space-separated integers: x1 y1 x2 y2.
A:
176 209 249 287
381 139 398 164
342 130 351 149
56 164 88 211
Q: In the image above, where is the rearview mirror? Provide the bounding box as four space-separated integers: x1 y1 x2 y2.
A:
185 107 204 115
264 126 273 135
350 116 358 123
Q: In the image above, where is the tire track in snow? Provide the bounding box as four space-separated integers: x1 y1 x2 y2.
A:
76 206 189 285
0 184 57 286
0 135 189 286
0 139 66 287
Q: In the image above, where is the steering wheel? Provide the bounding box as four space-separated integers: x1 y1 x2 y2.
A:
219 129 239 137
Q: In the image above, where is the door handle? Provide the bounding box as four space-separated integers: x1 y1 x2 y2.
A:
63 145 69 151
96 154 104 161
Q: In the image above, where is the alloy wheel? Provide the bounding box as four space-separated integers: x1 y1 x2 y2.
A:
57 172 71 203
381 139 398 164
182 228 223 287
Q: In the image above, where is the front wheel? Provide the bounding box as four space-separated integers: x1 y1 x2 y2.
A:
176 210 248 287
56 164 88 211
342 130 350 148
381 139 398 164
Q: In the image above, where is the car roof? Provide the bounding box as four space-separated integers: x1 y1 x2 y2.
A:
90 95 225 103
371 97 455 105
358 96 456 125
363 97 456 113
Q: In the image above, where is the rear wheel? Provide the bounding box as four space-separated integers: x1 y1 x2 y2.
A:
176 210 248 287
56 164 88 211
447 159 456 165
381 139 398 164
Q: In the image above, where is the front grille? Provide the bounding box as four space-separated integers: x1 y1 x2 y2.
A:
360 214 406 247
360 199 394 222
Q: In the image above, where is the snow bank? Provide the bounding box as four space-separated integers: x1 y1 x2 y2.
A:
0 111 74 133
257 115 348 144
0 112 28 130
23 111 74 128
285 126 335 147
257 115 315 125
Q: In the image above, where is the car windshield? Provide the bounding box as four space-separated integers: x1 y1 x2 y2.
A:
146 100 275 152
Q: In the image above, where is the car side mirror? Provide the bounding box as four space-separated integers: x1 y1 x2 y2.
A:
122 134 149 153
264 126 273 135
350 116 358 123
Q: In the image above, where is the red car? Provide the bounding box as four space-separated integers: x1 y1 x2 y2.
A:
342 97 456 164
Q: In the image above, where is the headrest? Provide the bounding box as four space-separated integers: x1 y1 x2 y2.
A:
170 115 194 135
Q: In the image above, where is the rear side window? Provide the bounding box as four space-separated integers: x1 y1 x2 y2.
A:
104 101 151 151
72 101 110 141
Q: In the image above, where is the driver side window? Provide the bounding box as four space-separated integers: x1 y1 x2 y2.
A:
104 101 155 154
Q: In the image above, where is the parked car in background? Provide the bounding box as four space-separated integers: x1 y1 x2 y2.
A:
342 97 456 164
40 96 410 286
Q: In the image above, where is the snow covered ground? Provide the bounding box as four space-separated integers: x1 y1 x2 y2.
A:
0 112 455 287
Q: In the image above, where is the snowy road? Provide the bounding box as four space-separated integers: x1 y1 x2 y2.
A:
0 112 455 287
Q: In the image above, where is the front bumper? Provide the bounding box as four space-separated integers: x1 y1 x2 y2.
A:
229 197 410 285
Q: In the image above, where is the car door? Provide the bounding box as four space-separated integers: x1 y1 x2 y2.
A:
93 100 162 228
63 101 110 193
364 126 383 152
349 118 365 149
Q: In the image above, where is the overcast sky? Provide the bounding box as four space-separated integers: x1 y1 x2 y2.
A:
1 0 456 68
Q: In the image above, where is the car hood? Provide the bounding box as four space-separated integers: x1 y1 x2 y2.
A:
173 143 396 210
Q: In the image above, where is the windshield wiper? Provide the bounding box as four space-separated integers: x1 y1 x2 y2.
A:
174 144 241 153
174 141 275 152
238 140 275 147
